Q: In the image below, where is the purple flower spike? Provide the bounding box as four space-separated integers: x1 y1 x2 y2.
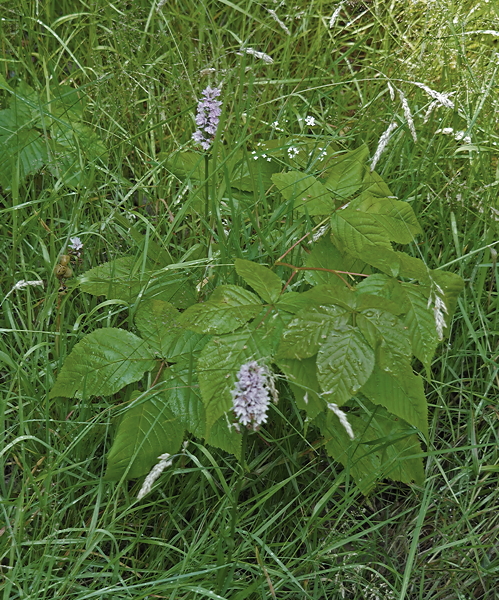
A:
232 361 277 431
192 86 222 151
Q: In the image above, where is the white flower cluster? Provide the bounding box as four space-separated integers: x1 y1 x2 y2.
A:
232 361 277 431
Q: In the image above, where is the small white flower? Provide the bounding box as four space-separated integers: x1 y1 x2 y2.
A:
69 236 83 252
328 403 355 440
305 115 316 127
287 145 300 159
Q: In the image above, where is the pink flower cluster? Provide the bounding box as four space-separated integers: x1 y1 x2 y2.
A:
192 86 222 151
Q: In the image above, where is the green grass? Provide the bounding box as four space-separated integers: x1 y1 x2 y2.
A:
1 0 499 598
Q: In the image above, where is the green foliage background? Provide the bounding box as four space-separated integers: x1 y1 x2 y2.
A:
1 0 499 598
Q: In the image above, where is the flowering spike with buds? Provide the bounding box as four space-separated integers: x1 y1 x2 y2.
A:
192 86 222 151
232 361 277 431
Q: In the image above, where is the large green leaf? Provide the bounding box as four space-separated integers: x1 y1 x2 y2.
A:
272 170 336 215
398 283 438 370
235 259 282 303
316 326 375 405
360 365 429 439
304 236 369 286
351 194 422 244
356 308 412 372
324 144 370 199
160 362 205 437
276 357 325 419
0 128 48 189
49 328 156 399
179 285 262 334
79 256 195 307
331 207 393 254
197 325 275 432
104 389 184 480
135 299 207 360
317 401 425 494
276 304 351 360
205 414 242 459
358 168 393 199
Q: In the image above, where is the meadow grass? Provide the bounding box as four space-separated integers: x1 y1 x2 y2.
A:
1 0 499 598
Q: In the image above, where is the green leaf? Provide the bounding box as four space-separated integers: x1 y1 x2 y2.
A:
317 401 424 494
197 325 275 432
79 256 195 307
272 170 336 215
276 357 325 419
356 308 412 372
235 259 282 303
49 328 156 399
358 168 393 199
351 195 422 244
276 304 351 360
0 128 48 189
104 389 184 480
330 206 393 254
324 144 370 199
360 365 429 439
135 299 207 360
398 283 438 370
316 326 375 405
179 285 262 334
160 362 205 437
205 414 242 459
304 236 369 286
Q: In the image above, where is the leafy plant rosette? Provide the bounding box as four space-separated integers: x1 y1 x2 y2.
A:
50 144 464 494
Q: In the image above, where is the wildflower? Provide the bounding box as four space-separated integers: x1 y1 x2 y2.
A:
305 115 316 127
287 145 300 159
232 361 276 431
240 47 273 64
137 453 173 500
370 121 398 171
69 237 83 252
328 403 355 440
192 86 222 151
